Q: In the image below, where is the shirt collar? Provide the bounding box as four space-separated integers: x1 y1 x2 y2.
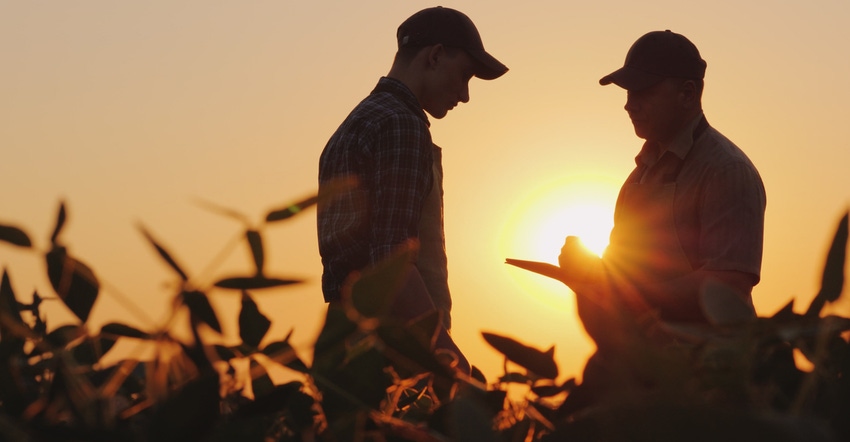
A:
372 77 431 127
635 112 704 168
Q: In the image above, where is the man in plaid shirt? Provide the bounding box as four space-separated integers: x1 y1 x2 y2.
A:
318 7 507 374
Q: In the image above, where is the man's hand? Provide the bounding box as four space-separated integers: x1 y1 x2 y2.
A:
558 236 603 287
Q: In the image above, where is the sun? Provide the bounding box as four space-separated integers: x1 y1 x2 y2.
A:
500 174 620 302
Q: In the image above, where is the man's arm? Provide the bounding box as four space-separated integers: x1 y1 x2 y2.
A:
559 239 758 323
634 269 757 322
369 114 433 264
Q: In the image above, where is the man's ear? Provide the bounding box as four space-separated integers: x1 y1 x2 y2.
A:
426 44 446 69
680 80 699 108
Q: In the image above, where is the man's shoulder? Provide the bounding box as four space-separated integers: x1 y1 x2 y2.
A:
695 126 759 170
342 91 426 131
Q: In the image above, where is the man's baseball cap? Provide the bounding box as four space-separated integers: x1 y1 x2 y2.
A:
397 6 508 80
599 30 706 91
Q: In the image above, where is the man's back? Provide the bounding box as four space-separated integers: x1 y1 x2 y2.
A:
318 77 433 302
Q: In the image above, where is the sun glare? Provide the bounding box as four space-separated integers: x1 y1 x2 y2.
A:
500 175 620 304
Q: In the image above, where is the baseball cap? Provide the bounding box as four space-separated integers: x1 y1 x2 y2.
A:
599 30 706 91
397 6 508 80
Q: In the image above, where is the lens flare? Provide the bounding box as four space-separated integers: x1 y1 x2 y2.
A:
500 174 620 306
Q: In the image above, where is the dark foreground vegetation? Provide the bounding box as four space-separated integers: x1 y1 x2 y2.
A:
1 196 848 441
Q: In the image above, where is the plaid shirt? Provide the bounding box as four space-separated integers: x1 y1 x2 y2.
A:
318 77 434 301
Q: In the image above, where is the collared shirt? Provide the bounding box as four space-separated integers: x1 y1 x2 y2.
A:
318 77 434 301
619 113 766 281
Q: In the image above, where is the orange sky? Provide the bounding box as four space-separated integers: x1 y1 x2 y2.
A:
2 0 850 383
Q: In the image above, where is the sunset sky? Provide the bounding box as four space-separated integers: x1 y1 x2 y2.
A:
2 0 849 383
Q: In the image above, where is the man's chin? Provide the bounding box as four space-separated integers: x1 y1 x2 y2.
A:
426 110 449 119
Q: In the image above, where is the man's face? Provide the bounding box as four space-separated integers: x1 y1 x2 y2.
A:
624 78 686 143
420 48 475 119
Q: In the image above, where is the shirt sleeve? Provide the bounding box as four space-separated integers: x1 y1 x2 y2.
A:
368 113 433 265
699 162 767 280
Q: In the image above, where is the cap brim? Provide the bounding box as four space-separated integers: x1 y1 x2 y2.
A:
599 66 664 91
467 48 508 80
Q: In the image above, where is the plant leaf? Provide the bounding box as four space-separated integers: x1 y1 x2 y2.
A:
0 270 26 332
498 372 531 384
45 247 99 323
182 291 221 333
137 224 189 281
377 321 455 380
50 201 66 246
265 178 358 224
100 322 151 340
312 304 357 362
481 332 559 380
214 275 301 290
347 240 416 318
214 344 238 361
232 381 303 418
250 358 275 398
532 383 569 398
446 392 500 442
265 195 318 223
700 279 756 325
772 298 797 321
148 375 221 441
246 230 264 276
239 292 271 348
807 212 849 317
0 224 32 248
191 197 250 225
263 338 309 373
73 336 117 365
46 324 87 348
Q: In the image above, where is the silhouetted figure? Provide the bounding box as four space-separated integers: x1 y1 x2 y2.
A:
557 30 766 415
317 7 508 375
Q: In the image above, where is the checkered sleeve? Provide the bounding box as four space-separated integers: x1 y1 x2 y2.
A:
368 113 433 264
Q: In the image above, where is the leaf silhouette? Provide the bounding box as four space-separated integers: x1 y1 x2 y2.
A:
214 275 301 290
265 195 319 223
312 304 357 361
498 372 531 384
246 230 265 275
265 177 358 223
239 291 271 348
772 298 797 321
148 375 221 442
250 358 275 398
50 201 67 246
482 332 559 380
346 240 417 318
377 321 455 380
700 280 756 325
182 291 221 333
532 378 576 398
191 197 251 225
100 322 151 340
807 212 848 317
138 224 189 281
73 336 117 365
232 381 303 418
45 247 99 323
0 270 26 351
46 324 87 348
0 224 32 248
446 393 500 442
214 345 238 361
263 336 309 373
